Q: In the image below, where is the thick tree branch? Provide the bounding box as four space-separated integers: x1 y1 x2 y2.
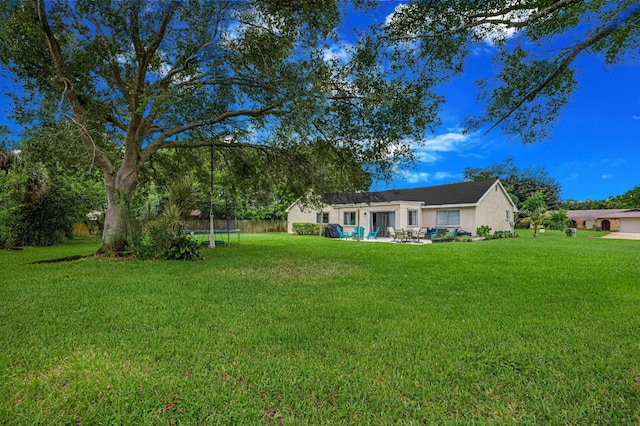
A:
138 104 282 164
32 0 115 178
88 15 131 105
485 2 640 135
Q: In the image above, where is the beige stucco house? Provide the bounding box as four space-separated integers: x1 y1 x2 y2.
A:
287 179 517 237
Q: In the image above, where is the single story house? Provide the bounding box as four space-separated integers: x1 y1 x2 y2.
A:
568 209 640 233
287 179 517 237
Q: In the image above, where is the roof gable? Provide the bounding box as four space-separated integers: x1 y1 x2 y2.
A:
324 179 500 206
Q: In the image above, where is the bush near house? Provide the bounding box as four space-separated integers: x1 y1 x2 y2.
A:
292 222 326 235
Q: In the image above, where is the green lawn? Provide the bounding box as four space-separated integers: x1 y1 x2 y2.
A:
1 231 639 424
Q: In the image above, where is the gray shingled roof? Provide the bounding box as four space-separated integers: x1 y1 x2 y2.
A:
324 179 499 206
568 209 632 219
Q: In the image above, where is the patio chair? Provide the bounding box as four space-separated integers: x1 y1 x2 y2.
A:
430 228 449 242
415 228 427 242
431 228 448 239
433 228 458 242
367 226 380 240
410 227 420 241
353 226 365 240
336 226 350 240
395 228 407 242
387 227 397 241
444 228 459 242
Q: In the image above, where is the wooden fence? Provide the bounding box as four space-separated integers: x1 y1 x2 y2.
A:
185 219 287 233
74 219 287 237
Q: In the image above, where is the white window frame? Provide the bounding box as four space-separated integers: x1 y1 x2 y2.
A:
436 210 460 227
343 211 356 225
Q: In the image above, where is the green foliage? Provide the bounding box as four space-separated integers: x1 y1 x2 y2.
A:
490 230 518 239
161 231 203 261
292 222 325 236
518 191 552 237
476 225 492 237
10 188 86 246
562 185 640 210
127 178 202 260
545 209 569 231
464 158 562 209
0 150 89 247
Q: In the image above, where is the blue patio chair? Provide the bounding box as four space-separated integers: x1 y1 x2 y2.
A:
367 226 380 240
352 226 365 240
336 226 350 240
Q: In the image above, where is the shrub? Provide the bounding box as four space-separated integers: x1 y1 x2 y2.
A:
10 189 82 246
292 222 325 235
126 179 203 260
162 231 203 260
476 225 492 237
490 230 518 239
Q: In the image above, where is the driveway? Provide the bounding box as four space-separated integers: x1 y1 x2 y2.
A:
601 232 640 240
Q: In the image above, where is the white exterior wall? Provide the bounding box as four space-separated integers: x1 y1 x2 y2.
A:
421 206 476 231
474 182 515 233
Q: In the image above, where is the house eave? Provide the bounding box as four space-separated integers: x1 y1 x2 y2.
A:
422 203 478 209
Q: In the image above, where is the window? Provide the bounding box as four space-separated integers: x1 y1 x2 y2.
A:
316 212 329 223
436 210 460 227
408 210 418 226
343 211 356 225
506 210 510 220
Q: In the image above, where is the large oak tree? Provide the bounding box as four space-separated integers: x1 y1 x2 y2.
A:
0 0 440 254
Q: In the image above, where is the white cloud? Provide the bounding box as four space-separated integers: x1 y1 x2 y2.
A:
403 171 430 183
323 43 353 63
632 115 640 120
566 172 580 180
401 170 458 184
602 174 613 179
412 130 477 162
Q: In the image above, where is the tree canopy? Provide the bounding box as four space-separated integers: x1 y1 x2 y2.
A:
463 157 562 209
562 185 640 210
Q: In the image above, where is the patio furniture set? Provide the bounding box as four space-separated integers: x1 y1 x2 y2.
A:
336 225 380 240
388 227 460 243
333 225 467 242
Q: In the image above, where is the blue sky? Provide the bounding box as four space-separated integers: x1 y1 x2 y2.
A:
362 3 640 202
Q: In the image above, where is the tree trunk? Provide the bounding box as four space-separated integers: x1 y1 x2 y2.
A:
97 164 138 255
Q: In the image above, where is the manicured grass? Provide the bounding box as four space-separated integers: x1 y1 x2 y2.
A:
1 231 639 424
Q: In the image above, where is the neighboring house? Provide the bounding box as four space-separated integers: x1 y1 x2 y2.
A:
287 179 517 237
568 209 640 233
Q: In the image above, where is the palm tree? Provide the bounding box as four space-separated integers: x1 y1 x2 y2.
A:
518 191 551 237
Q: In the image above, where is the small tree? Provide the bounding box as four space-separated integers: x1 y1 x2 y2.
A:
518 191 551 237
545 210 569 231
